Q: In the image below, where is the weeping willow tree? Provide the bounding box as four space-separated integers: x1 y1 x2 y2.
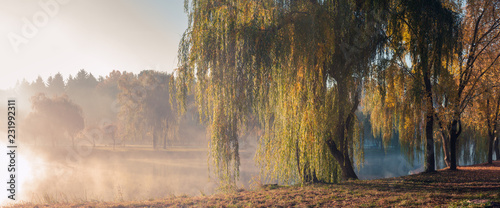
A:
363 0 461 172
176 0 387 185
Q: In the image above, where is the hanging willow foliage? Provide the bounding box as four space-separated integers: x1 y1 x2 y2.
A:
363 0 461 170
176 0 387 185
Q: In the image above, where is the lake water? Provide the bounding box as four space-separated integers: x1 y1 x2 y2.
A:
1 140 486 204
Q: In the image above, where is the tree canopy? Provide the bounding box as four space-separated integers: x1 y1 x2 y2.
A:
118 70 177 149
24 93 84 146
177 0 388 184
177 0 500 186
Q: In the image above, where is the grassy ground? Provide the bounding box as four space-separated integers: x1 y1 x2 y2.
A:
6 161 500 208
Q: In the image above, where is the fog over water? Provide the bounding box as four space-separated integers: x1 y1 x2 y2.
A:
0 73 488 205
0 143 261 204
0 129 484 205
0 133 414 205
0 112 261 204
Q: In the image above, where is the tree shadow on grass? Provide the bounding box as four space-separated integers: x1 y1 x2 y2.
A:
343 161 500 194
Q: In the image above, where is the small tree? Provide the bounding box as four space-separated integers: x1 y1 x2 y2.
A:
28 93 85 146
103 123 118 150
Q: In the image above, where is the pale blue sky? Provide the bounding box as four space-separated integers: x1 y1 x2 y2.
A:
0 0 188 90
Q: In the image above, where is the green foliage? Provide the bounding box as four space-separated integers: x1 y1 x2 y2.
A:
178 0 386 184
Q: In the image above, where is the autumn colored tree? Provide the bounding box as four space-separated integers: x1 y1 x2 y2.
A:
477 85 500 163
364 0 461 172
177 0 387 184
432 0 500 169
464 29 500 164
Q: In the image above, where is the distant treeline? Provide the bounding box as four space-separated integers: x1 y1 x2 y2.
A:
13 69 204 148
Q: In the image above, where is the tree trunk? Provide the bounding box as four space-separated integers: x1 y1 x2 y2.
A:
296 139 302 181
494 94 500 161
327 101 358 180
339 153 358 180
327 88 358 180
302 161 318 183
424 111 435 172
495 136 500 161
488 134 494 164
440 133 451 167
163 121 169 149
325 77 360 181
488 132 495 164
449 132 458 169
153 130 157 149
326 137 358 180
163 132 167 149
449 119 461 170
423 57 435 172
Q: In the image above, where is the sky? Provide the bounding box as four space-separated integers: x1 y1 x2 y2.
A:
0 0 188 90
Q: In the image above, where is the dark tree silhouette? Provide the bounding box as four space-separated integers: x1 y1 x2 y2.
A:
31 76 47 94
47 72 66 96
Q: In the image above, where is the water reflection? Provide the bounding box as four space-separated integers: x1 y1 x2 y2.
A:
5 136 490 203
355 147 423 180
15 145 259 203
